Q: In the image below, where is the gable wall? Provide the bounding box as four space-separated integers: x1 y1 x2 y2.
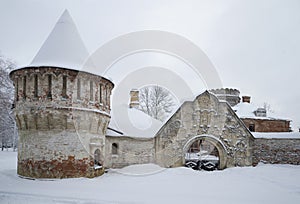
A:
154 91 253 168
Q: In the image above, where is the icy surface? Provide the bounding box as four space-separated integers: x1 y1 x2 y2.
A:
252 132 300 139
1 150 300 203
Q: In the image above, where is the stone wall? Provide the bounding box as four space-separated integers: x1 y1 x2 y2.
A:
10 67 114 178
253 138 300 165
242 118 290 132
105 136 155 168
155 91 254 169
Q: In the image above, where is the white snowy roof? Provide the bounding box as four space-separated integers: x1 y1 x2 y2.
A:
107 106 163 138
29 10 94 70
233 102 290 121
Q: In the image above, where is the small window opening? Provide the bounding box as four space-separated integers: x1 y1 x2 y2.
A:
77 78 81 100
62 76 67 98
16 79 19 101
90 81 93 101
99 84 102 103
112 143 118 155
47 74 52 99
94 149 102 169
34 74 38 98
23 76 27 99
249 124 255 132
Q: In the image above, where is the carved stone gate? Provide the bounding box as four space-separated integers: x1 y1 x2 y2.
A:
154 91 254 169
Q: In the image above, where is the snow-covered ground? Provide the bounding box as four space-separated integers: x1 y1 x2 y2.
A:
1 150 300 204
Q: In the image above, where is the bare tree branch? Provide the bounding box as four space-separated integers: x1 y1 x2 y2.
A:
139 85 176 121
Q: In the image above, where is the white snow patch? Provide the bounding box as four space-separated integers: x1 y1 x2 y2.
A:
252 132 300 139
1 150 300 203
110 163 165 176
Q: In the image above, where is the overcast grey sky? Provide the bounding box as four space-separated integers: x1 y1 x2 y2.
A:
1 0 300 130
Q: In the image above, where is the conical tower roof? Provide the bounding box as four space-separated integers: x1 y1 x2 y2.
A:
30 10 91 70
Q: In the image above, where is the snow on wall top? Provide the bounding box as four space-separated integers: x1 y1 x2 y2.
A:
252 132 300 139
233 102 290 121
29 10 94 70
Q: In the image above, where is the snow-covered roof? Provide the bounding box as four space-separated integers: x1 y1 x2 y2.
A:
28 10 94 70
252 132 300 139
107 106 163 138
233 102 290 121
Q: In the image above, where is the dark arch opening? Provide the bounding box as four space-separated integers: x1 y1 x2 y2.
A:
185 138 220 171
94 149 102 168
112 143 118 155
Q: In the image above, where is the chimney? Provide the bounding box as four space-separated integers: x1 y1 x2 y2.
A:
242 96 251 103
129 89 139 108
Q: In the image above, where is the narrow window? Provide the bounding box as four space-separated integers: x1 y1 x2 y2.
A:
47 74 52 99
112 143 118 155
62 76 67 98
90 81 93 101
94 149 102 168
99 84 102 103
249 124 255 132
16 79 19 101
23 76 27 99
34 74 38 98
105 86 108 105
77 78 81 100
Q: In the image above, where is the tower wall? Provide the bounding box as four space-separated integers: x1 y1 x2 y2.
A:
10 67 114 178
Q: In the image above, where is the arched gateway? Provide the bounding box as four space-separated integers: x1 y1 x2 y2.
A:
183 135 227 170
155 91 254 170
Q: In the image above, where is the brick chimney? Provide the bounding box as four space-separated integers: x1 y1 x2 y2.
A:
129 89 139 108
242 96 251 103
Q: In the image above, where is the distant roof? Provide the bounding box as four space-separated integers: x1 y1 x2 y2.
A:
28 10 94 70
233 102 290 121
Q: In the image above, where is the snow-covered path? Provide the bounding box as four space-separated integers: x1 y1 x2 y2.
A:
1 150 300 204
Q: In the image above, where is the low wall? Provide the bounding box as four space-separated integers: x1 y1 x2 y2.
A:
253 138 300 165
105 136 155 168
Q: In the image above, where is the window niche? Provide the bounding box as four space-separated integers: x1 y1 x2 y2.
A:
47 74 52 99
112 143 118 155
77 78 81 100
62 75 67 99
34 74 38 98
90 81 94 101
249 124 255 132
94 149 102 169
23 75 27 99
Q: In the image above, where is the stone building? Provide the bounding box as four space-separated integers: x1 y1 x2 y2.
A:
10 10 114 178
10 10 299 179
233 96 291 132
210 88 291 132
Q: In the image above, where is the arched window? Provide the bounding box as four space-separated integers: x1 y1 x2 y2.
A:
112 143 118 155
249 124 255 132
94 149 102 167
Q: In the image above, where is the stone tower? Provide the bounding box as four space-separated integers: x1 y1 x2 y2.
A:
209 88 241 107
10 10 114 178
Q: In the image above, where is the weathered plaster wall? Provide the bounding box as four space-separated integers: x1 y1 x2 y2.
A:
155 91 254 169
253 138 300 165
105 136 155 168
10 67 113 178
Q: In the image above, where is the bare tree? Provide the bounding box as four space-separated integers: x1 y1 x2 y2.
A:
139 85 176 121
0 54 17 151
263 102 274 113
